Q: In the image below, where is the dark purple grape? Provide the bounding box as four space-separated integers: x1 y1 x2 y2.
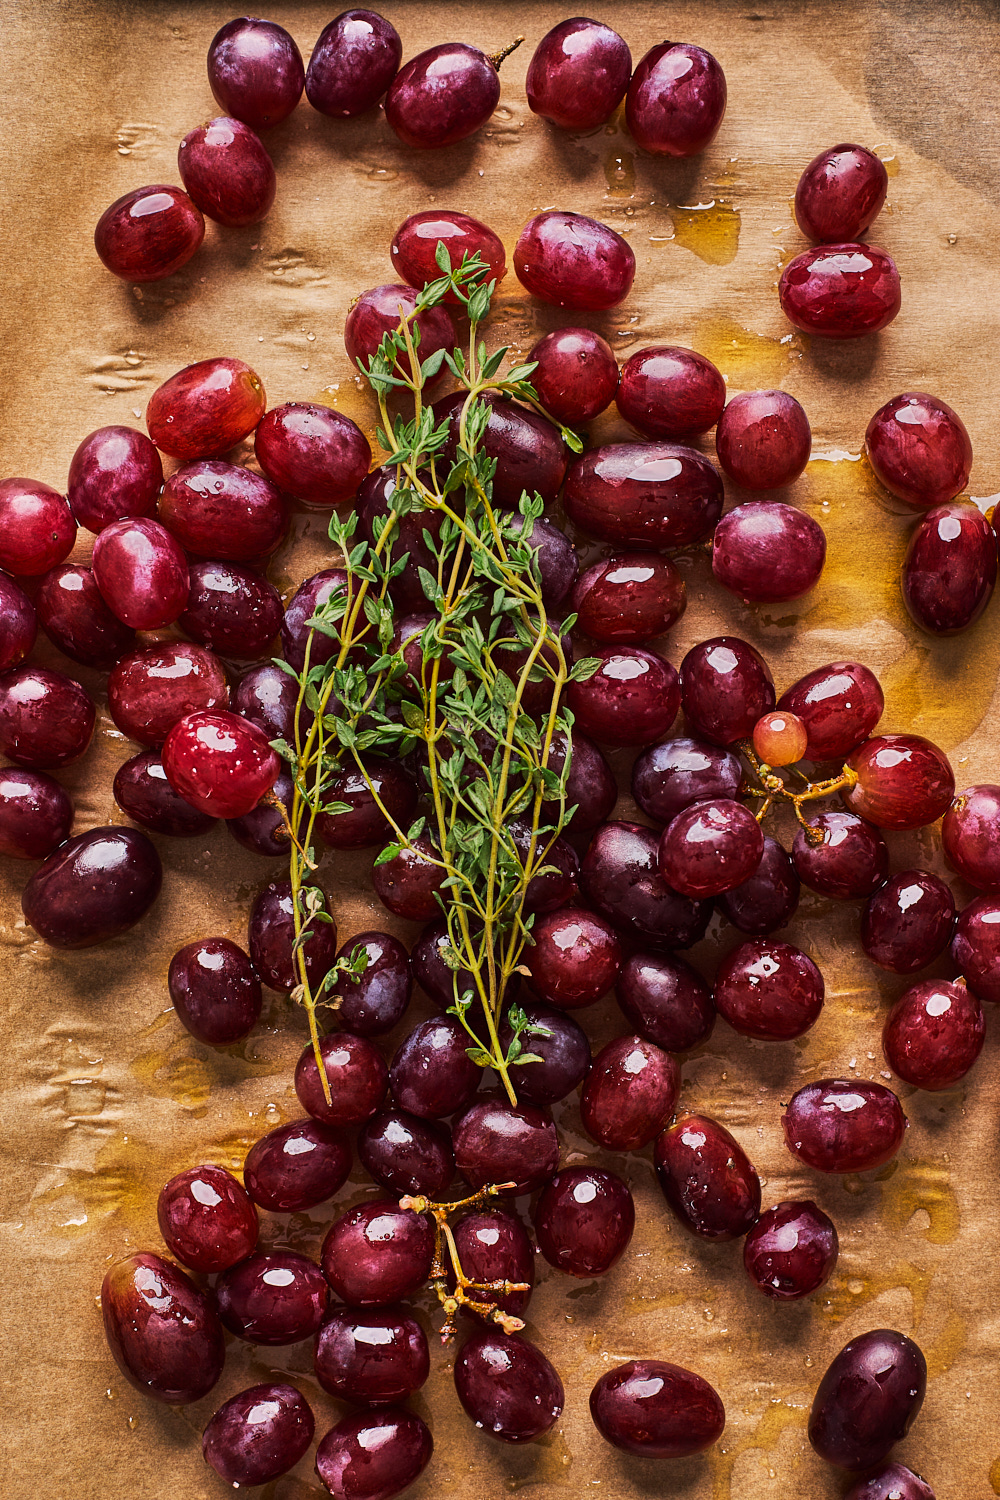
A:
22 827 161 948
157 1164 258 1273
658 798 764 899
616 951 715 1050
315 1407 432 1499
321 1200 435 1306
234 661 306 741
680 636 775 746
514 514 579 607
389 1016 480 1120
433 388 568 510
525 906 621 1008
178 116 276 226
808 1329 926 1470
717 836 801 935
108 640 229 746
410 920 487 1014
102 1252 224 1405
68 425 163 532
581 1035 679 1151
564 441 724 548
782 1079 907 1173
295 1033 388 1128
454 1331 564 1443
714 939 825 1040
244 1118 351 1212
654 1115 761 1240
451 1210 534 1322
943 784 1000 891
861 871 955 973
204 1383 314 1487
526 19 630 129
168 936 261 1044
497 1000 590 1105
951 894 1000 1002
843 1464 936 1500
543 729 618 833
114 750 218 838
372 834 445 921
712 502 827 602
0 768 73 860
866 392 972 509
567 644 680 747
0 571 36 671
529 327 619 426
0 665 95 769
571 553 686 643
780 243 901 338
844 734 955 831
632 736 741 823
207 17 304 129
94 186 205 282
792 810 888 899
249 879 338 993
35 565 136 669
716 390 812 490
514 210 636 311
744 1200 838 1300
359 1108 455 1198
91 516 189 630
227 767 292 856
255 402 371 509
626 42 727 157
281 567 348 672
581 820 712 949
391 210 506 301
882 979 985 1090
778 660 884 761
616 346 726 440
180 559 283 660
453 1098 559 1194
510 818 579 913
216 1251 328 1344
306 10 402 116
534 1167 634 1277
317 760 418 849
795 143 889 243
326 930 412 1036
159 459 287 561
902 502 996 634
385 42 504 149
357 465 442 611
315 1304 428 1406
590 1360 726 1456
346 284 455 383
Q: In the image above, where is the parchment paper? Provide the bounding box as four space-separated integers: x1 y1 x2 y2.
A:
3 3 1000 1497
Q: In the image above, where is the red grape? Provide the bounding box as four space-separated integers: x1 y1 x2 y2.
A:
0 665 95 769
157 1163 258 1272
327 930 413 1036
108 641 228 746
91 516 189 629
346 284 455 382
534 1169 636 1280
68 425 163 532
680 635 775 746
281 567 348 671
943 784 1000 890
22 826 161 947
882 978 985 1090
315 1304 428 1406
581 820 713 948
315 1407 432 1499
385 43 503 149
217 1252 328 1345
162 709 279 819
529 327 619 425
114 750 217 838
255 401 372 508
743 1200 838 1300
35 565 135 669
795 143 889 243
178 117 275 225
626 42 727 156
581 1034 680 1151
296 1033 388 1127
861 871 955 974
567 644 680 746
244 1118 351 1213
0 572 36 670
716 389 812 490
714 938 825 1039
434 389 568 509
632 735 743 822
207 17 304 129
359 1109 455 1198
203 1383 314 1486
615 951 716 1051
180 559 284 659
248 877 338 993
525 906 621 1008
452 1098 559 1194
654 1114 761 1240
865 391 972 509
94 185 204 282
901 502 996 634
658 798 764 898
591 1360 725 1457
146 357 266 460
391 209 505 301
451 1210 534 1323
752 709 808 765
791 809 888 899
0 768 73 860
389 1016 480 1120
616 345 726 439
778 660 884 760
712 500 827 601
514 210 636 311
372 833 445 921
306 11 402 117
543 730 617 832
321 1200 435 1306
101 1252 224 1405
526 19 631 130
563 441 724 546
168 936 262 1045
779 243 901 338
498 1000 590 1106
843 733 954 830
159 459 287 560
844 1465 936 1500
717 836 801 935
317 760 418 850
0 478 76 576
454 1331 564 1444
950 895 1000 1002
782 1078 907 1173
808 1329 926 1471
571 554 686 643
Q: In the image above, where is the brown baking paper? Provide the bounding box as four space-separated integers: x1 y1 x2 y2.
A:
3 2 1000 1496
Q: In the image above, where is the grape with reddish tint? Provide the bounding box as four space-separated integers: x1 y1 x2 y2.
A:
782 1078 907 1173
346 284 455 381
180 560 283 660
616 346 726 440
526 18 630 130
544 730 617 833
534 1167 634 1277
91 517 189 630
792 810 888 899
295 1032 388 1127
357 466 441 611
217 1251 328 1345
581 821 712 949
36 564 136 668
317 761 417 850
567 645 680 747
943 785 1000 891
391 209 506 301
453 1098 559 1195
101 1252 224 1405
883 979 985 1091
712 501 827 602
715 939 825 1040
281 567 348 672
498 1000 590 1105
0 769 72 859
307 11 402 117
207 17 304 129
204 1382 314 1487
315 1407 432 1499
616 952 715 1051
572 554 686 643
509 820 579 915
951 895 1000 1003
902 502 996 634
529 327 619 425
0 666 95 769
844 1465 936 1500
809 1329 926 1471
316 1305 428 1407
178 117 275 226
525 907 621 1009
372 834 445 921
159 460 286 561
163 709 279 819
844 733 954 830
109 642 229 747
564 440 724 548
0 573 36 670
455 1331 563 1444
626 42 727 156
752 709 808 766
716 390 812 490
452 1211 534 1323
654 1115 761 1240
385 42 505 149
743 1200 838 1300
865 392 972 509
658 798 764 899
244 1118 351 1213
680 637 775 747
632 737 741 823
22 826 161 947
434 389 568 510
389 1016 480 1120
114 751 217 838
718 837 801 935
157 1164 258 1273
327 931 412 1037
590 1360 726 1457
862 871 955 974
410 921 480 1012
234 661 306 741
513 515 579 608
68 425 163 532
227 767 292 856
147 357 265 461
321 1200 435 1307
256 402 371 509
795 143 889 243
168 936 261 1045
779 243 901 338
778 660 884 761
581 1035 679 1151
514 210 635 311
94 185 204 281
359 1109 455 1198
0 478 76 576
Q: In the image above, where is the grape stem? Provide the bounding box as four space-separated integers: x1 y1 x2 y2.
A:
740 739 859 841
489 36 525 71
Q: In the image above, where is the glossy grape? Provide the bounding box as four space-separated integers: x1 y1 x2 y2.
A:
372 833 445 921
295 1032 388 1127
712 501 827 601
316 1304 428 1406
861 871 955 973
168 936 261 1044
68 425 163 532
327 930 412 1036
101 1252 224 1404
717 836 801 935
207 17 304 129
843 733 955 830
883 978 985 1090
36 565 136 668
255 401 371 509
0 478 76 576
658 798 764 899
227 767 292 856
0 572 36 670
217 1251 328 1344
616 345 726 440
655 1115 761 1239
356 465 439 611
795 143 889 242
0 665 95 769
159 459 287 560
752 709 808 766
281 567 349 671
385 42 503 149
235 660 309 742
616 951 715 1051
389 1016 480 1120
792 810 889 899
317 761 417 850
94 185 204 281
744 1198 839 1301
203 1383 314 1487
321 1200 435 1306
902 502 996 634
714 938 825 1040
680 636 775 746
716 390 812 490
315 1407 432 1500
951 895 1000 1002
808 1328 926 1470
454 1331 564 1444
157 1163 258 1273
590 1360 726 1457
572 554 686 643
410 920 482 1012
632 736 741 822
843 1464 936 1500
453 1098 559 1194
0 768 73 860
943 784 1000 890
451 1210 534 1322
163 710 279 819
22 826 161 947
777 660 884 760
391 210 506 300
497 1000 590 1105
581 1035 680 1151
535 1167 634 1278
244 1118 351 1213
91 517 189 629
626 42 727 156
525 906 621 1008
514 210 636 311
516 515 579 608
146 357 266 461
434 388 568 510
178 116 275 225
307 11 401 117
180 559 284 659
359 1109 455 1198
346 284 455 383
564 440 723 547
109 642 228 746
526 19 630 130
865 392 972 509
581 820 712 949
544 730 617 832
567 645 680 747
782 1078 907 1173
114 750 217 838
779 243 901 338
529 327 619 425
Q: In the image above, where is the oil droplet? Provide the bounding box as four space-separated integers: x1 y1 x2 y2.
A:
129 1047 213 1116
710 1401 806 1500
882 154 900 177
924 1311 965 1378
690 316 799 387
989 1455 1000 1495
816 1260 934 1326
603 151 635 197
880 1161 960 1245
668 200 740 265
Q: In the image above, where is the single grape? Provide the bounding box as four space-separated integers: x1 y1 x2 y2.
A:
233 661 305 741
346 284 455 383
779 243 901 337
244 1118 351 1213
658 798 764 899
514 210 635 311
114 750 218 838
581 820 713 948
35 565 136 669
180 560 284 659
543 730 617 832
0 666 95 769
101 1252 224 1405
321 1200 435 1306
168 936 261 1044
157 1164 258 1272
843 733 955 830
753 709 808 766
217 1251 328 1345
717 836 801 935
385 42 507 149
843 1464 936 1500
534 1167 635 1278
654 1115 761 1239
108 641 228 746
22 826 161 947
567 644 680 747
146 356 266 460
571 554 686 643
529 327 619 425
716 390 812 490
433 389 568 510
0 769 73 860
951 895 1000 1002
865 392 972 509
0 572 36 670
159 459 287 560
525 906 621 1008
389 1016 481 1120
782 1078 907 1172
712 501 827 602
883 978 985 1091
626 42 727 156
744 1199 839 1303
94 185 204 281
315 1407 433 1498
714 938 825 1040
451 1210 535 1323
203 1383 314 1487
358 1109 455 1198
317 760 418 850
327 931 412 1037
307 11 402 116
207 17 304 129
178 116 275 225
454 1331 564 1444
452 1098 559 1194
563 440 724 547
357 465 442 610
509 819 579 914
590 1360 726 1457
795 143 889 242
616 345 726 440
255 401 371 509
497 1000 590 1106
943 785 1000 890
91 517 189 629
0 478 76 576
315 1304 429 1406
777 660 884 760
901 502 996 634
808 1329 926 1471
295 1033 388 1128
391 209 505 301
372 834 445 921
680 636 775 746
632 736 742 822
526 18 630 129
68 425 163 532
281 567 348 671
163 709 279 819
792 810 889 899
227 767 293 856
861 871 955 973
616 951 715 1051
513 515 579 608
581 1036 679 1151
